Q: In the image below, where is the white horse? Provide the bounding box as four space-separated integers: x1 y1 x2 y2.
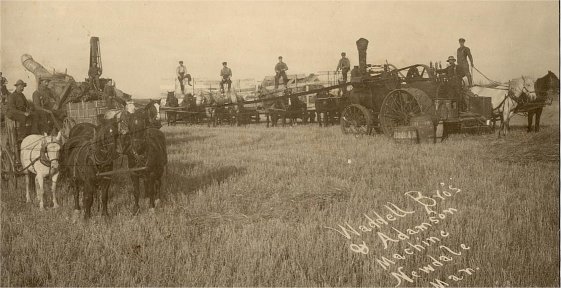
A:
20 132 63 210
470 76 537 137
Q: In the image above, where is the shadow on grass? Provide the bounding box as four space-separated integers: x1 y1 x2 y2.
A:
166 135 213 146
164 164 246 197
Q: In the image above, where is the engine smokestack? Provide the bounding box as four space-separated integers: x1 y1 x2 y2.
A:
356 38 369 74
21 54 52 81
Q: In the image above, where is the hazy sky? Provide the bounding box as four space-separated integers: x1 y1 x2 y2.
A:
1 1 559 98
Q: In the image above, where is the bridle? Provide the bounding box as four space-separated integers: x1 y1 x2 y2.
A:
39 142 60 167
520 76 536 95
121 114 148 166
91 125 119 166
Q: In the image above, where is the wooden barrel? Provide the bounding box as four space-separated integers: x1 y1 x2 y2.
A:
410 115 436 144
393 126 418 144
435 99 458 120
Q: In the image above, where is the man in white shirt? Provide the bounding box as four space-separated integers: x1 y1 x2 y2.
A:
220 62 232 93
176 61 192 94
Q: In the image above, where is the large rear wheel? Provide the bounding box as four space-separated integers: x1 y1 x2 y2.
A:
340 104 372 135
379 88 436 137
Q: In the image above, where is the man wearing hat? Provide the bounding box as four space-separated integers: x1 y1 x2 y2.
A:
274 56 289 90
33 77 60 133
336 52 351 83
219 62 233 93
438 56 466 111
6 80 40 134
457 38 474 87
176 60 192 94
437 56 459 77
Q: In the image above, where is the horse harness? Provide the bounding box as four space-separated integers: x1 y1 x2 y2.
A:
22 138 60 175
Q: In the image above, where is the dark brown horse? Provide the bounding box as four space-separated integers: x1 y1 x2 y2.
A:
143 99 162 129
528 71 559 132
122 110 167 214
315 91 343 127
61 120 121 220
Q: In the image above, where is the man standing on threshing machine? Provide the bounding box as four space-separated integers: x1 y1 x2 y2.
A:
177 60 192 94
274 56 289 90
457 38 474 87
336 52 351 83
32 77 61 134
220 62 232 93
6 80 40 136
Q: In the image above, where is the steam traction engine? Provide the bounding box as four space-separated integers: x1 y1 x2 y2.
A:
340 38 492 139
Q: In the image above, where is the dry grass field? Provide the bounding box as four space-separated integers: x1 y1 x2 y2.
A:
1 102 559 287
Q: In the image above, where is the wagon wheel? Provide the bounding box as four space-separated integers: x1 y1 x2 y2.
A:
379 88 436 138
1 146 17 191
340 104 372 135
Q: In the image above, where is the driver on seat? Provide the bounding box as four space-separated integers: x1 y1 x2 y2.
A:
437 56 466 111
6 80 40 140
33 77 61 134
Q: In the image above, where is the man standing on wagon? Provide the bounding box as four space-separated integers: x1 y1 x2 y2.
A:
457 38 474 87
220 62 232 93
177 60 192 94
274 56 289 90
6 80 40 135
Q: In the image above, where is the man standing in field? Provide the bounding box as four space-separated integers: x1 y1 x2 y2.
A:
274 56 289 90
457 38 474 87
177 60 192 94
336 52 351 83
220 62 232 93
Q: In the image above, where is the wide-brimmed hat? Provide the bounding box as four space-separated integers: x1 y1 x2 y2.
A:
278 56 283 59
179 61 183 64
447 56 456 63
341 52 346 56
14 79 27 87
459 38 466 42
222 62 227 65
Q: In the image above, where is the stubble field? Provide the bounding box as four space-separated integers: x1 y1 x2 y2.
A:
1 103 559 287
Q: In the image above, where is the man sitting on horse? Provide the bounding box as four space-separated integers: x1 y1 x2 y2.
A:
33 77 62 134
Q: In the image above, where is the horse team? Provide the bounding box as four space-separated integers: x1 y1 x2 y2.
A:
469 71 559 136
19 103 167 220
16 71 559 219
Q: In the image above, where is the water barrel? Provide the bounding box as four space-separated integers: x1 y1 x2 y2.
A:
435 99 458 120
393 126 418 144
410 115 436 144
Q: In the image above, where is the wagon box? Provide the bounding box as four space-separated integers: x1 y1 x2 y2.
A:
66 100 108 125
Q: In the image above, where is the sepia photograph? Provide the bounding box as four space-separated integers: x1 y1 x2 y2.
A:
0 0 559 286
